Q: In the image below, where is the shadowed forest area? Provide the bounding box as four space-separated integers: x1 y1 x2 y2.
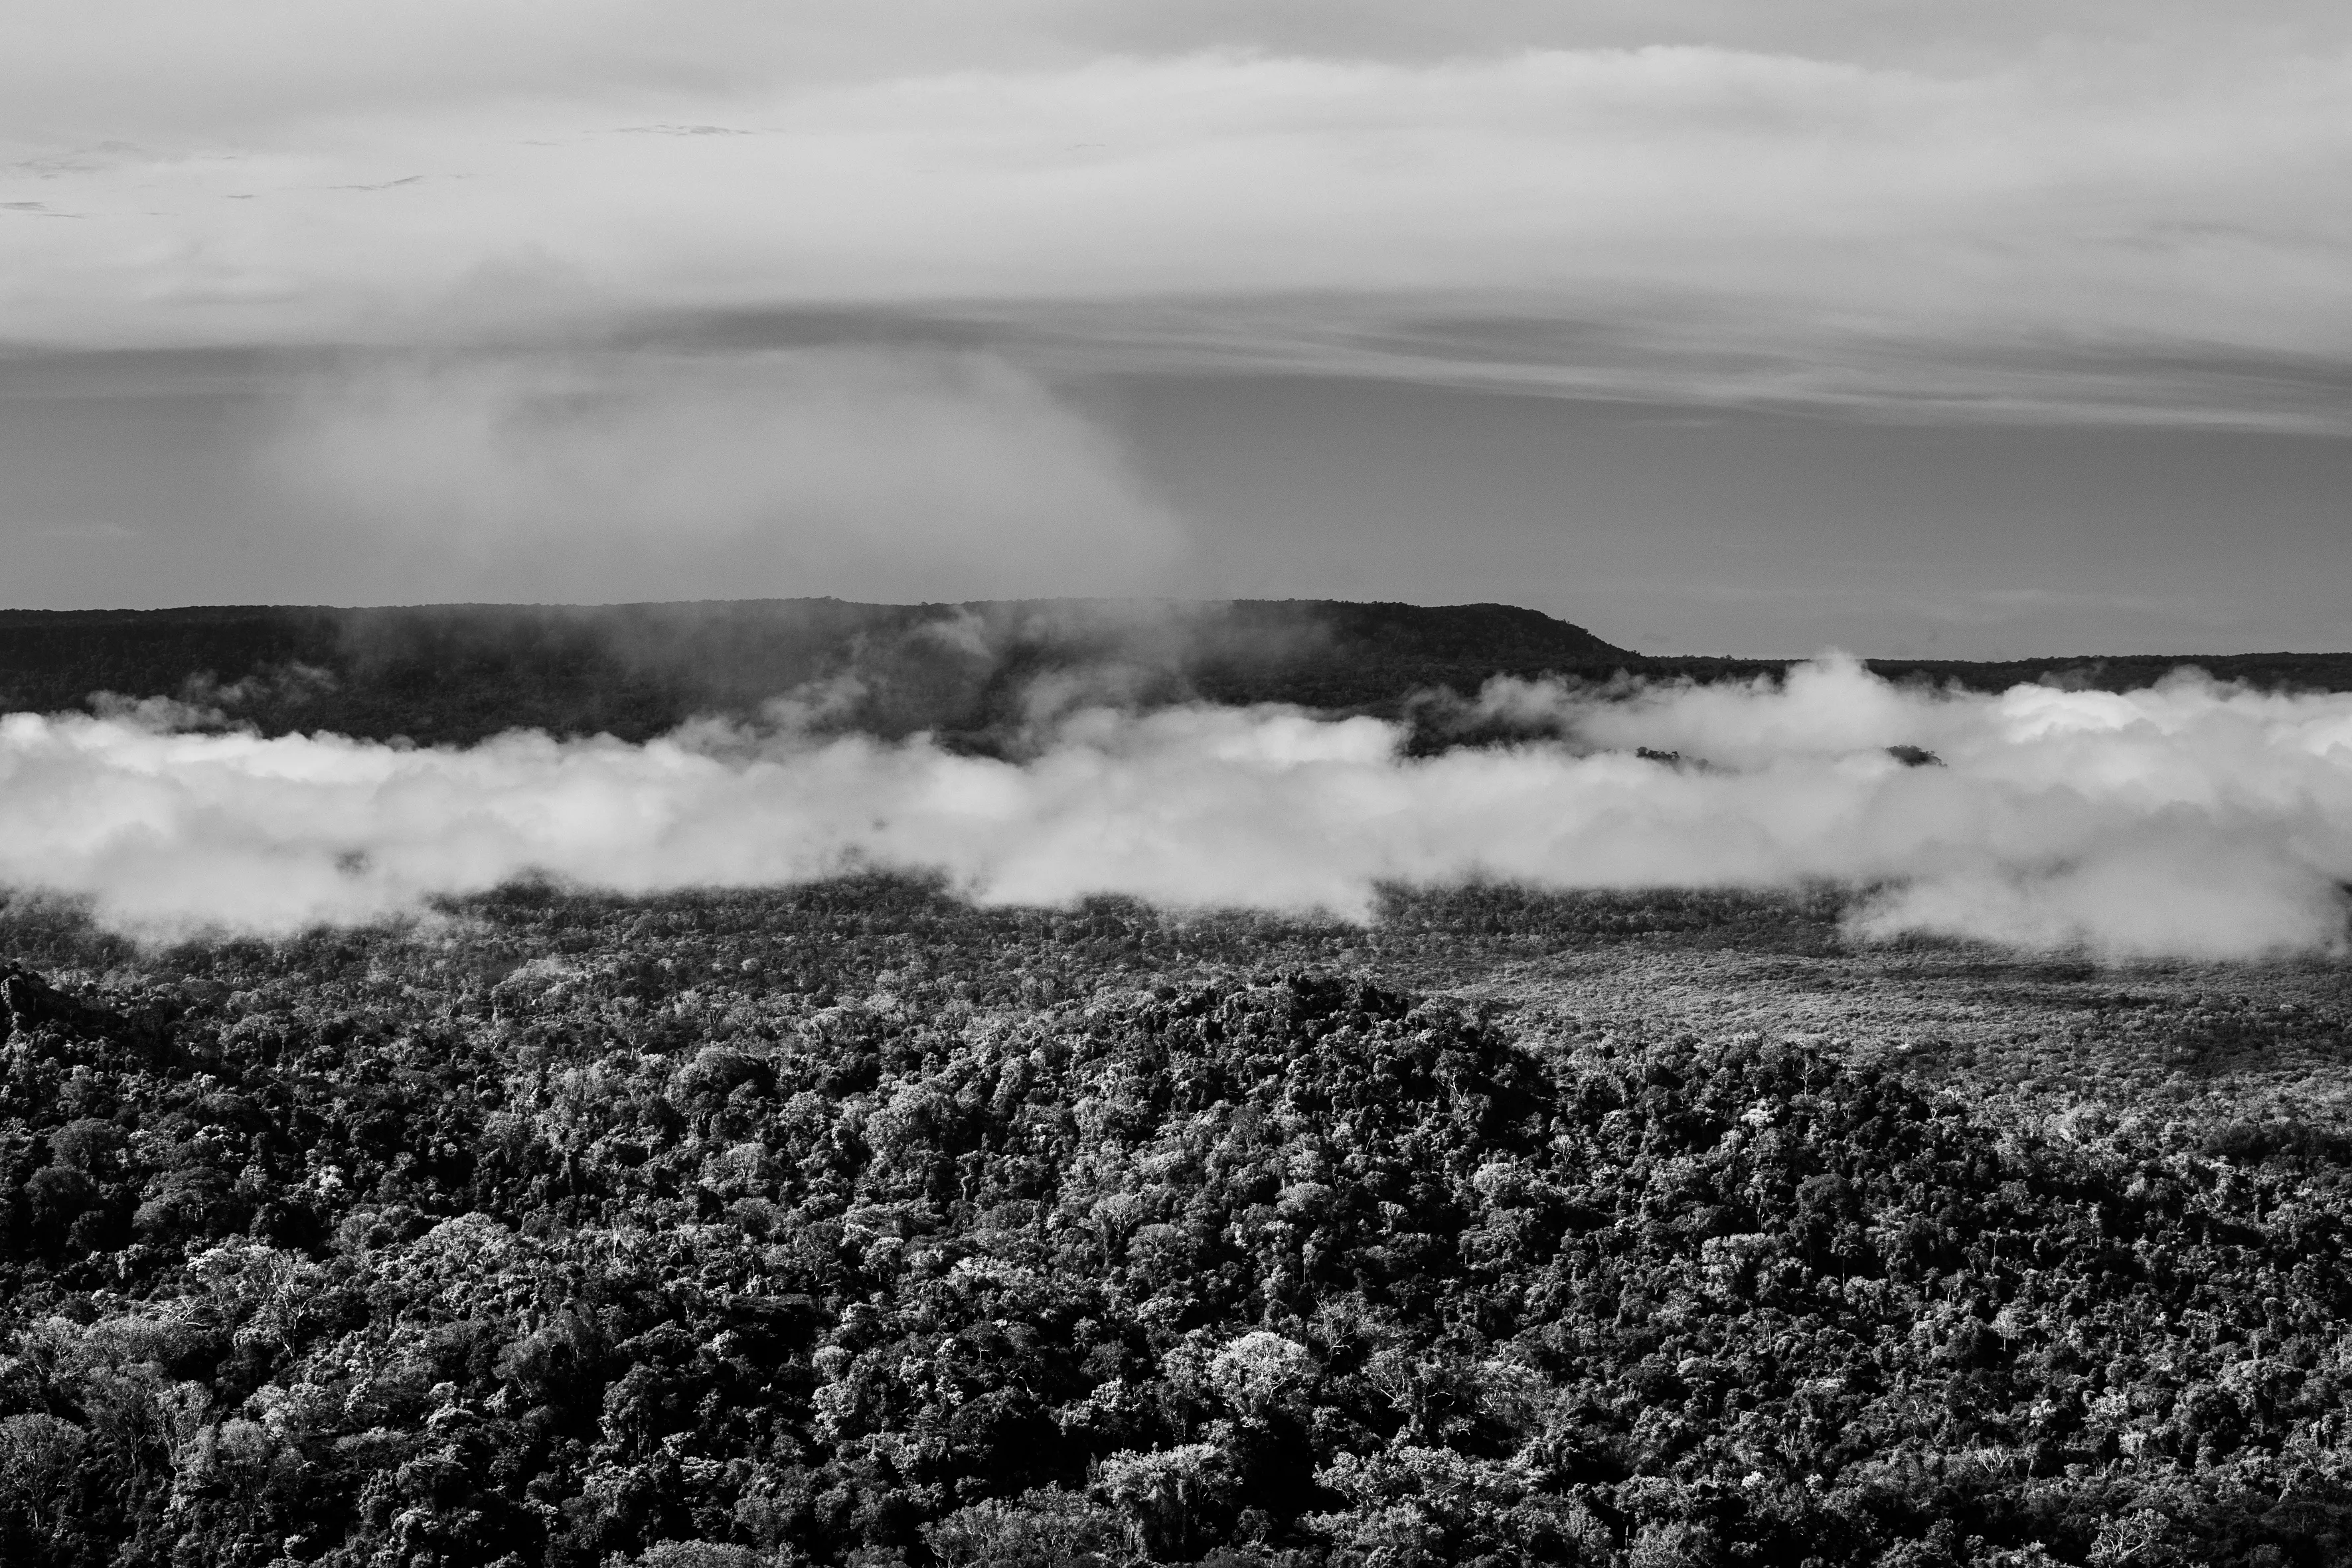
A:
3 880 2352 1566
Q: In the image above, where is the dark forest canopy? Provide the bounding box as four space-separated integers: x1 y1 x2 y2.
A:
1 599 2346 747
3 880 2352 1567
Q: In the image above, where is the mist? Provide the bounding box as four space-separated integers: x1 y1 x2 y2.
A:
264 349 1186 603
1 655 2347 959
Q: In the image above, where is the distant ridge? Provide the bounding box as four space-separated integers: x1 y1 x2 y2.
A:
0 599 2345 745
0 598 1630 745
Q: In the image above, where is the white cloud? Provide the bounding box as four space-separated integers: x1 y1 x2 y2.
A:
262 348 1184 602
4 657 2349 959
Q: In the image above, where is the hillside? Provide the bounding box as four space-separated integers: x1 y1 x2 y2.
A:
0 599 1631 747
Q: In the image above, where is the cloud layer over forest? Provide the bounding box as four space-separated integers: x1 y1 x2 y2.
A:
2 658 2347 959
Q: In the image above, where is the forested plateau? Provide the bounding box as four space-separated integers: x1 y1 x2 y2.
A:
5 600 2348 749
3 882 2351 1567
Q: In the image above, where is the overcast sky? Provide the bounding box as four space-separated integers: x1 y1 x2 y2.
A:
4 2 2348 655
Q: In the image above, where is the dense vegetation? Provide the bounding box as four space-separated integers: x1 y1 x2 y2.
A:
3 881 2351 1567
4 599 2345 749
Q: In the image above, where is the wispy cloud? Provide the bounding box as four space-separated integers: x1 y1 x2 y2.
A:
262 348 1188 603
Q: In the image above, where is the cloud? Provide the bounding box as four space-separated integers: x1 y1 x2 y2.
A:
3 3 2334 135
262 348 1184 602
4 15 2350 424
3 657 2348 958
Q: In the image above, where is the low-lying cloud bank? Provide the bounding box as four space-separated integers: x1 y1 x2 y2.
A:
2 656 2348 959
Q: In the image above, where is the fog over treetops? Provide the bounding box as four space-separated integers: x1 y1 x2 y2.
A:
0 599 2346 959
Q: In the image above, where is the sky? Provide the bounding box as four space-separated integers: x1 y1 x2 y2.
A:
4 2 2349 657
